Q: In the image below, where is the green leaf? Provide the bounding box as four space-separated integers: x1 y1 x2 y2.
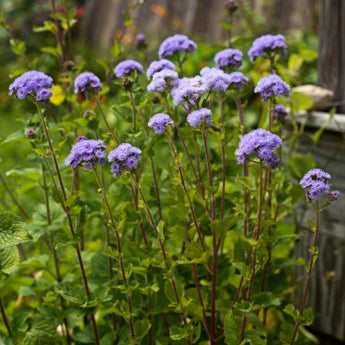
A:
307 219 316 232
134 319 151 340
157 220 164 240
288 53 304 72
283 303 299 321
10 39 26 55
313 108 335 144
2 129 26 144
0 246 20 274
0 212 32 248
291 91 313 113
169 325 188 341
299 307 314 326
252 292 281 308
6 167 42 181
224 310 242 344
164 279 184 305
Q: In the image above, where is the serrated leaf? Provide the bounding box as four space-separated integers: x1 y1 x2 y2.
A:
169 325 188 340
307 219 316 232
164 279 184 305
224 310 242 344
0 246 20 274
0 212 32 248
134 319 151 339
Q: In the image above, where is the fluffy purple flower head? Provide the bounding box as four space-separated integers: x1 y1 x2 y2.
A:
200 67 232 92
136 33 145 42
228 72 249 89
114 60 144 78
146 59 176 79
9 70 53 102
300 168 339 201
65 138 106 169
248 34 287 62
147 69 178 92
235 128 282 169
148 113 174 134
108 143 142 178
187 108 212 128
214 48 243 69
254 74 290 102
171 76 208 107
273 104 288 122
26 129 36 137
74 72 102 95
158 34 197 59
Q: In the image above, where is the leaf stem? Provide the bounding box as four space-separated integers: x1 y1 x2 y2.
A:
0 296 12 335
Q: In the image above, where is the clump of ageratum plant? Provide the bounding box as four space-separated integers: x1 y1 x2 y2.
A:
254 74 290 102
9 70 53 102
158 34 197 59
148 113 174 134
146 59 176 79
235 128 282 169
108 143 142 178
187 108 212 128
214 48 243 70
65 137 107 169
74 71 102 95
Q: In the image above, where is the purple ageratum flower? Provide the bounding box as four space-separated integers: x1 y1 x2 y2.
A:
136 33 145 42
148 113 174 134
9 70 53 102
273 104 288 122
254 74 290 102
235 128 282 169
214 48 243 69
200 67 232 92
146 59 176 79
228 72 249 89
65 138 106 169
300 168 339 201
108 143 142 178
159 34 197 59
171 76 208 107
187 108 212 128
248 34 287 63
114 60 144 78
147 69 178 92
74 72 102 95
26 129 36 137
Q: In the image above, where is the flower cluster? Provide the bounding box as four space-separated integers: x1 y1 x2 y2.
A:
187 108 212 128
248 34 287 62
273 104 288 122
235 128 282 169
65 138 106 169
9 70 53 102
254 74 290 102
300 168 339 201
108 143 142 178
171 76 208 107
148 113 174 134
214 48 243 69
147 69 178 93
228 72 249 89
146 59 176 79
74 72 102 95
200 67 232 92
114 60 144 78
158 34 197 59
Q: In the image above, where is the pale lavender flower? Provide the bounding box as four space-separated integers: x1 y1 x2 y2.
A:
159 34 197 59
26 129 36 137
235 128 282 169
9 70 53 102
273 104 288 122
214 48 243 69
171 76 208 107
148 113 173 134
146 59 176 79
74 72 102 95
114 60 144 78
228 72 249 89
254 74 290 102
300 168 339 201
65 138 106 169
248 34 287 62
147 69 178 92
136 33 145 42
108 143 142 178
200 67 232 92
187 108 212 127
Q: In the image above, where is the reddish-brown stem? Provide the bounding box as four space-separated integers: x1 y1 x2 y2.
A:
290 201 320 345
0 297 11 335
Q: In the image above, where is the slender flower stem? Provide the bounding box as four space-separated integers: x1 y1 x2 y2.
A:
128 91 137 144
95 97 119 144
219 95 226 220
132 177 191 345
239 162 264 343
36 104 100 345
290 201 320 345
93 167 136 341
0 296 12 335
